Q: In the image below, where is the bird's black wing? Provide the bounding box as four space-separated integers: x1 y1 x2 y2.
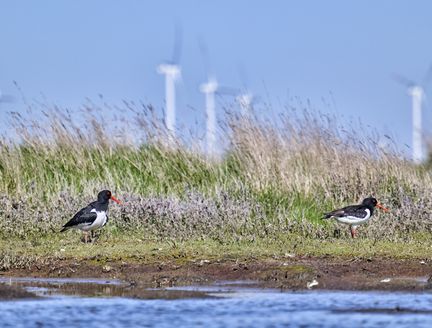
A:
60 202 97 231
324 205 366 219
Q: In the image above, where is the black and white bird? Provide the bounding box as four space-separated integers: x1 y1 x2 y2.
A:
60 190 122 242
323 197 389 238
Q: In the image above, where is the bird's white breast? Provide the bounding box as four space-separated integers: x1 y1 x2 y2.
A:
81 209 107 231
336 208 371 225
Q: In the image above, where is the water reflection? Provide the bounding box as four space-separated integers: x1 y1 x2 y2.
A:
0 276 213 299
1 277 432 327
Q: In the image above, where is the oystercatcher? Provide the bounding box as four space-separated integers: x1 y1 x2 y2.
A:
323 197 389 238
60 190 121 243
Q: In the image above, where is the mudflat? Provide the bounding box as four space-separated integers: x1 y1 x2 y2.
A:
2 256 432 299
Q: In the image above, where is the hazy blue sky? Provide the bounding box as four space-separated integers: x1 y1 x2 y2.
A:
1 1 432 156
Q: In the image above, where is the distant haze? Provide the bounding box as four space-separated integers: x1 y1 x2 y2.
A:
1 1 432 156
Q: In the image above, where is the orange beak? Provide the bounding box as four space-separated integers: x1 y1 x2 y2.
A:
376 203 389 212
110 195 122 205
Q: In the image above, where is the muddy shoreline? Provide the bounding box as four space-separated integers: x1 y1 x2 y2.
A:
2 256 432 299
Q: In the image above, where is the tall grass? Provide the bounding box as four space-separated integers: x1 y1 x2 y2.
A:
0 100 431 241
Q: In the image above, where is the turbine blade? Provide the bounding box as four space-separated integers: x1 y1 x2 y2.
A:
237 63 249 89
198 37 211 78
391 73 415 88
216 86 239 96
171 22 183 65
421 63 432 88
0 94 15 103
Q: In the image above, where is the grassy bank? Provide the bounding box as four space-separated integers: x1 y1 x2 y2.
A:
2 232 432 272
1 101 432 267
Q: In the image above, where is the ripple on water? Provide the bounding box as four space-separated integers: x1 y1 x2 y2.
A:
1 290 432 328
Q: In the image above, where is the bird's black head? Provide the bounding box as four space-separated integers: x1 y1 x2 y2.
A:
97 190 112 203
361 197 389 212
362 197 378 208
97 190 121 204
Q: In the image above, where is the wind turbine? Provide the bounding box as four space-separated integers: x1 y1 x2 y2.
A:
198 39 239 156
392 65 432 163
408 85 424 163
200 78 219 155
198 39 219 155
157 26 182 142
157 64 180 139
200 75 242 155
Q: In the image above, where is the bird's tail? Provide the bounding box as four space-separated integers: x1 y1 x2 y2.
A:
59 226 69 233
322 213 332 220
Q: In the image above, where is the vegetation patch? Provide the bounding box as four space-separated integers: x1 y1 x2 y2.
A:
1 101 432 266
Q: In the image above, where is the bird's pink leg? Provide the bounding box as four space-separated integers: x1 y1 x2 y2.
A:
83 231 89 243
350 226 356 239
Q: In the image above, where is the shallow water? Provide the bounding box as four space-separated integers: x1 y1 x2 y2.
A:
1 278 432 328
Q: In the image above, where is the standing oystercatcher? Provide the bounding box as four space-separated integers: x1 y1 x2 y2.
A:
60 190 121 243
323 197 389 238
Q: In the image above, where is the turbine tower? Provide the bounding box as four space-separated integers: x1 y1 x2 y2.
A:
197 38 239 155
200 78 218 155
408 85 424 163
392 64 432 163
157 25 182 142
157 64 181 139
